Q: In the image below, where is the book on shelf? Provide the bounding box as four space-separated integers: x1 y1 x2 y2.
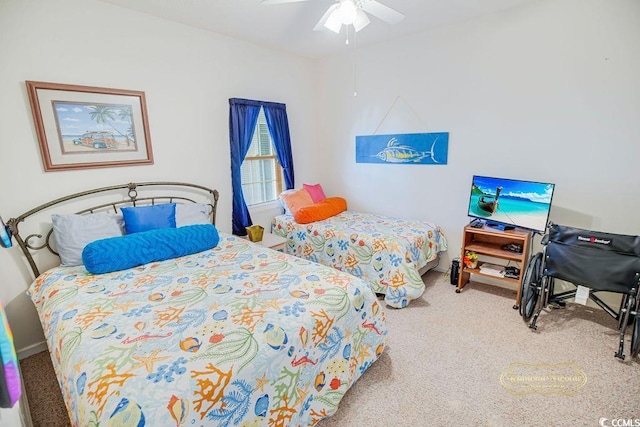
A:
479 263 506 277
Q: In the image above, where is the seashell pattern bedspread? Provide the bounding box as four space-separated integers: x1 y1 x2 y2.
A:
27 234 387 426
272 211 448 308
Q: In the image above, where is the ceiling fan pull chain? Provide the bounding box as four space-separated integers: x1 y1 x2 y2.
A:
352 28 358 96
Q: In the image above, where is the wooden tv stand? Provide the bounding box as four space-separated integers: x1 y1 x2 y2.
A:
456 224 532 309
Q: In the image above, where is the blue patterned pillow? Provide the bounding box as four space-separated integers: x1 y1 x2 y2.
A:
82 224 219 274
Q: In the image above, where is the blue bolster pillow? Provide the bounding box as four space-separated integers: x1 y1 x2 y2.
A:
82 224 219 274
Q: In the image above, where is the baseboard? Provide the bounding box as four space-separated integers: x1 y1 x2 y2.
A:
17 341 48 360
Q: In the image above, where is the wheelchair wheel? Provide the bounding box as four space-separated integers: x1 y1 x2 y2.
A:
520 252 542 322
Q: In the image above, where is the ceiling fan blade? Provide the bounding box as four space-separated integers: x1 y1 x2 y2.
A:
360 0 405 24
261 0 313 4
313 4 340 32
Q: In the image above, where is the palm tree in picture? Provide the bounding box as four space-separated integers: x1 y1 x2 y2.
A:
126 126 136 148
88 105 134 146
118 107 135 147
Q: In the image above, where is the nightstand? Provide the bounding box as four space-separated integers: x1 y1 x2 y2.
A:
253 233 287 252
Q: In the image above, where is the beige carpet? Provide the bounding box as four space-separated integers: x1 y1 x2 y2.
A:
20 271 640 426
20 351 70 426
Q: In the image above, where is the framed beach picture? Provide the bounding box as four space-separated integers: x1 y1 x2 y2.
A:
26 81 154 172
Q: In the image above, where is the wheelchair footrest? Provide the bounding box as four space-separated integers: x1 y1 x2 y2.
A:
548 301 566 309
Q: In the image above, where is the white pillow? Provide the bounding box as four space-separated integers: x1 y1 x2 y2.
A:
52 213 125 267
175 203 212 227
278 189 297 215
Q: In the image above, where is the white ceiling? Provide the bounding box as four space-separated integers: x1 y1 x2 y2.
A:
98 0 538 59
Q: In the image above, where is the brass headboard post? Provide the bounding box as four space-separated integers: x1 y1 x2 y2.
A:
6 181 219 279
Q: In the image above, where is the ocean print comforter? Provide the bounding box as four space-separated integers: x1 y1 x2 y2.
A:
27 234 387 426
272 211 448 308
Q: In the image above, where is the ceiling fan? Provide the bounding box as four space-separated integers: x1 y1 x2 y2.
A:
261 0 405 34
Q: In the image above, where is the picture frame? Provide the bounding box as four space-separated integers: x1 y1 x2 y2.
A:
355 132 449 165
26 81 154 172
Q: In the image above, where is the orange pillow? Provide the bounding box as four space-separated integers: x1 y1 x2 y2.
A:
280 189 314 215
293 197 347 224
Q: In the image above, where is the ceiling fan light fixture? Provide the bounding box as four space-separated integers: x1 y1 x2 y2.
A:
324 0 368 33
337 0 358 24
353 9 370 32
267 0 405 36
324 9 344 33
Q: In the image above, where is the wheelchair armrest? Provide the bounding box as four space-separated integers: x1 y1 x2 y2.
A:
541 234 550 245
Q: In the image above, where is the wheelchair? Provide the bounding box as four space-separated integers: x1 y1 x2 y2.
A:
520 223 640 359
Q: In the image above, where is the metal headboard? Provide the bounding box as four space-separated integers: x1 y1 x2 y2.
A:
6 181 219 278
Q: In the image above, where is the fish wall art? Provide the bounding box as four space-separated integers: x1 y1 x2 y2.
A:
355 132 449 165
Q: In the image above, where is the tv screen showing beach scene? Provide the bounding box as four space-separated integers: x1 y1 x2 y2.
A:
467 176 555 232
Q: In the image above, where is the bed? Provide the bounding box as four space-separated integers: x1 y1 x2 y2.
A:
8 182 387 426
272 210 448 309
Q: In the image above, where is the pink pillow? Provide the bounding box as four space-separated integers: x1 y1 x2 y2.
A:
303 183 326 203
280 189 314 215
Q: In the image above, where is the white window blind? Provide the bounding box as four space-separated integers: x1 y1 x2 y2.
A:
241 108 283 206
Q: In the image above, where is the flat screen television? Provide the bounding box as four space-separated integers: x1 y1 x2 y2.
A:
467 175 555 233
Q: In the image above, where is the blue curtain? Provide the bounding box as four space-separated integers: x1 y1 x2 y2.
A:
263 102 295 190
229 98 261 236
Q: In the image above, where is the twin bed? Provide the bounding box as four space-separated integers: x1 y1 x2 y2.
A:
10 182 387 426
272 211 448 308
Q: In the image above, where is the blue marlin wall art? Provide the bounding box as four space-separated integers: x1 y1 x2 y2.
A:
355 132 449 165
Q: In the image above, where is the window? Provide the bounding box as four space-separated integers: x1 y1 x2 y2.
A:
240 108 283 206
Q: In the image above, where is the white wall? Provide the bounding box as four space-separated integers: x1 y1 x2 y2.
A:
314 0 640 273
0 0 317 354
